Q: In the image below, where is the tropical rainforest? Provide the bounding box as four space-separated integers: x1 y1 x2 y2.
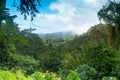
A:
0 0 120 80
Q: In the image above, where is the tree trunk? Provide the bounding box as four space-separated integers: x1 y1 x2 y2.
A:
107 25 116 48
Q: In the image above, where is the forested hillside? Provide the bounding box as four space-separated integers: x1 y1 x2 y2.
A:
1 21 120 80
0 0 120 80
39 31 75 39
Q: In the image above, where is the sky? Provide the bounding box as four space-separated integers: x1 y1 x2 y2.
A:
7 0 107 34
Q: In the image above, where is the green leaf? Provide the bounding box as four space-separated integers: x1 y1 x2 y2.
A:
66 70 81 80
102 77 117 80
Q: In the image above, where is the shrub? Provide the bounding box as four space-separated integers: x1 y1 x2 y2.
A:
13 70 29 80
0 70 61 80
0 70 16 80
102 77 117 80
84 46 119 79
66 70 81 80
75 64 97 80
9 53 39 74
31 72 61 80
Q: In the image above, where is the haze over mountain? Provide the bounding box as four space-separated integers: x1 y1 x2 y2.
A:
39 31 76 39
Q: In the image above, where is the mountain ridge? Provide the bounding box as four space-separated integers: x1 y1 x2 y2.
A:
39 31 76 39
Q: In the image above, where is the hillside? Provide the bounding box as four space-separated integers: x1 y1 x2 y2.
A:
39 31 76 39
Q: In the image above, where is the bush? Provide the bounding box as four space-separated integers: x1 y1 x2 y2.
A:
13 70 30 80
0 69 61 80
84 46 119 79
75 64 97 80
102 77 117 80
9 53 39 74
66 70 81 80
31 72 61 80
58 53 81 80
0 70 16 80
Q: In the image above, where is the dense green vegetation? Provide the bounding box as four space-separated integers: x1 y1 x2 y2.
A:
0 0 120 80
1 21 120 80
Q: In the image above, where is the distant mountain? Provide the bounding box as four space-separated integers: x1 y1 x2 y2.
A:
39 31 76 39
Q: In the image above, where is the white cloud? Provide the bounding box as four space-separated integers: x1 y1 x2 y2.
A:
15 0 107 34
87 0 96 2
84 0 96 3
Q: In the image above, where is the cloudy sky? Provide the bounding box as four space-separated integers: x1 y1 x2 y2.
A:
7 0 107 34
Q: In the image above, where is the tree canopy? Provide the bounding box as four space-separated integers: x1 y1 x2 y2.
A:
0 0 41 21
0 0 120 80
97 0 120 26
97 0 120 48
16 0 41 20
